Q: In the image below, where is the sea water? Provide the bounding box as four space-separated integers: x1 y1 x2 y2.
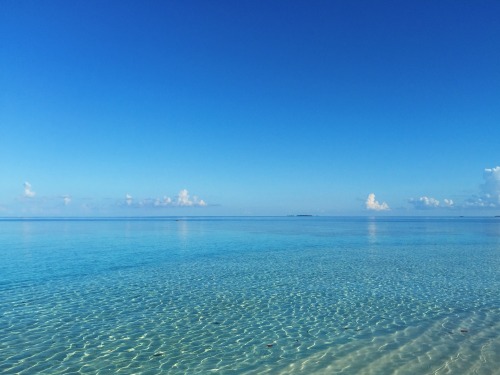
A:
1 217 499 374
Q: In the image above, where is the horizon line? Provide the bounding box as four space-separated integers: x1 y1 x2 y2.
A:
1 215 499 221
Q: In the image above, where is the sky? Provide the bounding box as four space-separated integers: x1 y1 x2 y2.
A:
1 0 499 216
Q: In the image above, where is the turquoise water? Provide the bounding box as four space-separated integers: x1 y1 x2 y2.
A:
1 217 499 374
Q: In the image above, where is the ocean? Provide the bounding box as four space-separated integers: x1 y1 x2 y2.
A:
1 217 499 374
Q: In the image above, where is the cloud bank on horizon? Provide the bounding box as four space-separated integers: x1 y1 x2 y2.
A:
408 196 454 210
11 166 500 215
5 183 208 215
125 189 207 208
365 166 500 212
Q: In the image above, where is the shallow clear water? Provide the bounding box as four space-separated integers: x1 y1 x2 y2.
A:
1 217 499 374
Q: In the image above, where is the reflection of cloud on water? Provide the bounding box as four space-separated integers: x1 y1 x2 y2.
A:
367 219 377 243
176 219 189 245
21 221 33 238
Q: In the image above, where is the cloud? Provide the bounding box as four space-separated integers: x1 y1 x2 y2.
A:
62 195 71 206
443 198 454 207
24 182 36 198
154 196 172 207
365 193 390 211
408 196 439 209
465 166 500 208
410 196 440 209
408 196 455 209
125 194 133 206
126 189 207 208
196 198 207 207
481 166 500 206
176 189 207 207
177 189 191 206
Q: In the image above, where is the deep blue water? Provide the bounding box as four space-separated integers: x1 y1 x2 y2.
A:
1 217 499 374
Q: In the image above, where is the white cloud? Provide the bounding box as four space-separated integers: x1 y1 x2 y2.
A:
408 196 455 209
365 193 390 211
62 195 71 206
176 189 207 207
195 197 207 207
481 166 500 206
443 198 454 207
126 189 207 208
177 189 192 206
408 196 440 209
24 182 36 198
125 194 133 206
154 196 172 207
464 198 490 208
465 166 500 208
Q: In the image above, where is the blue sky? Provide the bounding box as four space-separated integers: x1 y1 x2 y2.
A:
1 0 499 216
